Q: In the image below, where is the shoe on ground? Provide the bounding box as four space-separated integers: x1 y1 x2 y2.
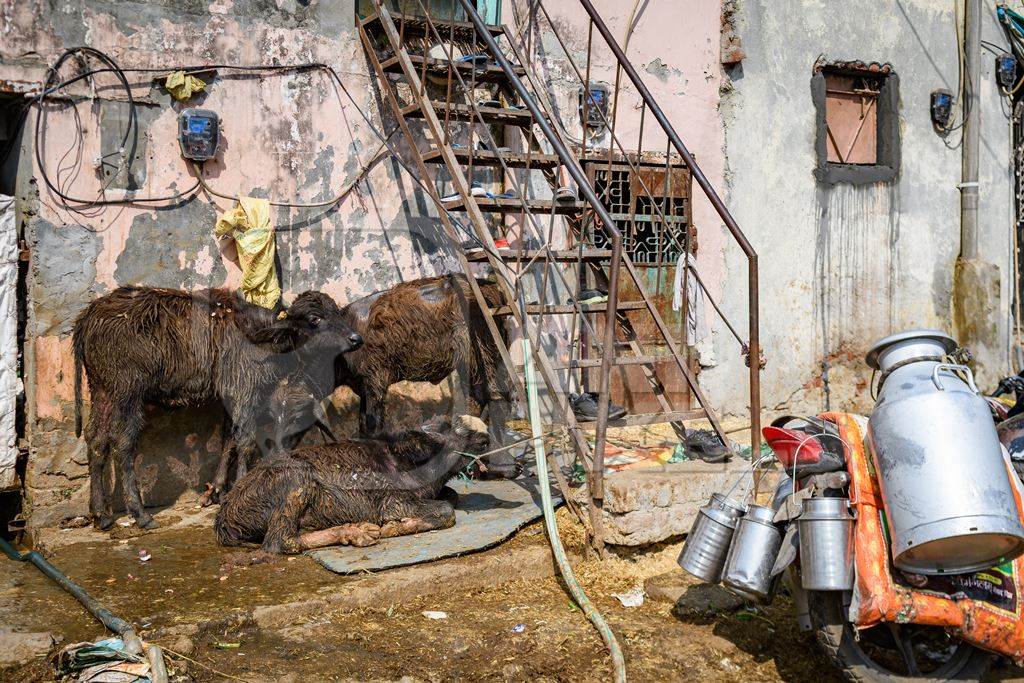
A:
568 288 608 305
555 186 577 202
570 391 627 421
684 428 731 463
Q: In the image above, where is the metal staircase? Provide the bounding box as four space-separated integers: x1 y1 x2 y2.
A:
357 0 761 554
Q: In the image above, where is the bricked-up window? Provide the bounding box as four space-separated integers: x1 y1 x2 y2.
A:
825 74 878 163
813 63 899 185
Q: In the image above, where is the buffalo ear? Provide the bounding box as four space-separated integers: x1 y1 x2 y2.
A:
247 318 308 349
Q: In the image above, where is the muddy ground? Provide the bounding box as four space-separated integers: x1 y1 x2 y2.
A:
3 505 1024 682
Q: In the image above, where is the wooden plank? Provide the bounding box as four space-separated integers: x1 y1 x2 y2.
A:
576 409 707 430
443 196 585 214
423 147 560 169
381 53 526 81
493 301 646 316
401 101 536 126
556 355 667 370
465 248 611 262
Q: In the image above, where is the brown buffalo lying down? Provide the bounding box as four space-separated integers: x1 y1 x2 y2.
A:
214 415 490 554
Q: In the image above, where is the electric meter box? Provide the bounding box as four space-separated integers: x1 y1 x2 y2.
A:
580 82 610 129
178 108 220 161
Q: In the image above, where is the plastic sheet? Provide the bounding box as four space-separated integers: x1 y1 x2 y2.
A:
0 196 18 490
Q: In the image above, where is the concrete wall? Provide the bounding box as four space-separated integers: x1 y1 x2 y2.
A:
2 0 468 528
1 0 727 529
8 0 1013 530
716 0 1014 418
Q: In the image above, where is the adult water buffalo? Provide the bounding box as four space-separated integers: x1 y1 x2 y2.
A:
73 285 362 530
334 274 519 477
214 415 490 554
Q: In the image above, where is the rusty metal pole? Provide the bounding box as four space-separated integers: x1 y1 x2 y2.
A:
575 0 760 456
455 0 626 554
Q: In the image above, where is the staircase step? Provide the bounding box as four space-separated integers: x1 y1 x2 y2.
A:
382 53 526 82
554 355 666 370
424 148 561 169
362 12 505 39
465 248 611 262
576 409 707 430
443 196 586 214
402 101 536 126
493 301 646 316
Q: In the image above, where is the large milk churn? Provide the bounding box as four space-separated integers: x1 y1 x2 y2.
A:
866 330 1024 575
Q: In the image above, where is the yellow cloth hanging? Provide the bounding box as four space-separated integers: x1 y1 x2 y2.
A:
164 70 206 101
214 196 281 309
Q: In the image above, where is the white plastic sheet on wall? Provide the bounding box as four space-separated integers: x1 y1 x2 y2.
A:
0 196 19 489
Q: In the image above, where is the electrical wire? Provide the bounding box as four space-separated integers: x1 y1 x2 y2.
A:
34 47 201 208
191 129 396 209
32 51 391 210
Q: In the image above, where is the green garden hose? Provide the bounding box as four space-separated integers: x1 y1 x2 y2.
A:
521 328 627 682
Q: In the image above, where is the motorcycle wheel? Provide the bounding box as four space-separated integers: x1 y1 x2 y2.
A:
808 591 991 682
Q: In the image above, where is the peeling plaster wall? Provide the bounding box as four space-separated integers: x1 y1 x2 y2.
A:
719 0 1014 419
4 0 729 530
2 0 467 529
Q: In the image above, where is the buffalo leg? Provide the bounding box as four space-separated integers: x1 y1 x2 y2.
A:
378 499 456 539
232 430 259 487
85 393 115 529
260 485 380 554
290 523 381 552
203 415 236 507
358 385 388 436
111 402 156 529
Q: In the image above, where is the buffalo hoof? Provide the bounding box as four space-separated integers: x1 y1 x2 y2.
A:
348 523 381 547
94 515 116 531
198 483 220 507
137 515 159 530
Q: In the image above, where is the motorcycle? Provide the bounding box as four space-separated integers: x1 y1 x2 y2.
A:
680 331 1024 682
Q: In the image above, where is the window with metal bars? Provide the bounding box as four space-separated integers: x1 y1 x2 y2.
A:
357 0 500 22
583 157 692 265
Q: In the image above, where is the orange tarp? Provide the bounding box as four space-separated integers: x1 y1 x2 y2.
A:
821 412 1024 662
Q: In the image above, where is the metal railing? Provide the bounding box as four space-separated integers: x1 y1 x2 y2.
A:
510 0 763 455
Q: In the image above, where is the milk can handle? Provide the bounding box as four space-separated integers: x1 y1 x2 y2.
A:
931 363 979 394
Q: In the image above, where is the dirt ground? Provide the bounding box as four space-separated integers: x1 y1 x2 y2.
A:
3 439 1024 681
1 507 835 682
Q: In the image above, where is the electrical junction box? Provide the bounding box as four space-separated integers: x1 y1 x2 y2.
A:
580 82 610 129
178 108 220 161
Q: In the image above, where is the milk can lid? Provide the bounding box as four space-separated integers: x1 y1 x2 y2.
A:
865 329 957 370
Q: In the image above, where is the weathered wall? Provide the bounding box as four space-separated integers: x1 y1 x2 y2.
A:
2 0 729 529
2 0 469 528
717 0 1014 418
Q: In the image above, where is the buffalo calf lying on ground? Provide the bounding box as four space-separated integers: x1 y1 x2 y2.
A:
334 274 519 477
214 415 490 554
73 286 362 530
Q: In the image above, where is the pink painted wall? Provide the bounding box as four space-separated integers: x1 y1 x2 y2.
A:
2 0 732 529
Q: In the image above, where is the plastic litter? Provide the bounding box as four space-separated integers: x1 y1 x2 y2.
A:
163 70 206 101
214 196 280 309
422 610 448 620
611 587 645 608
511 623 526 633
54 638 150 682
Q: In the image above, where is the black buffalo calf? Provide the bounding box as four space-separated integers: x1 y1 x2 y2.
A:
214 415 490 554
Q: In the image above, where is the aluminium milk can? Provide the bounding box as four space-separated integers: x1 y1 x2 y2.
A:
866 330 1024 575
797 497 855 590
722 504 782 599
678 493 746 584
